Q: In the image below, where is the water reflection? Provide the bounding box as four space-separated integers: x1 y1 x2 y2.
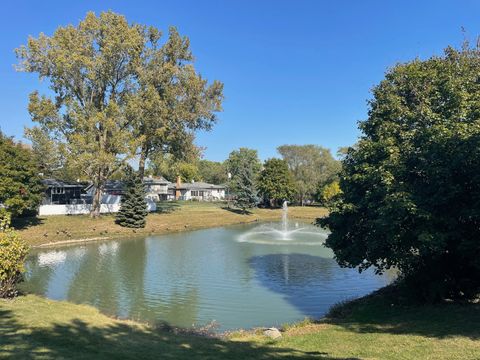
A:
22 223 389 330
249 253 387 318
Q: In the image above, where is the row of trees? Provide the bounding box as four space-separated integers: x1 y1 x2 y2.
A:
19 11 224 217
143 144 342 211
223 146 341 212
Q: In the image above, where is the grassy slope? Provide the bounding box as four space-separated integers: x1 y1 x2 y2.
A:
1 292 479 360
15 202 326 247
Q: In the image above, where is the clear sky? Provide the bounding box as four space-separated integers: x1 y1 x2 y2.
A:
1 0 480 161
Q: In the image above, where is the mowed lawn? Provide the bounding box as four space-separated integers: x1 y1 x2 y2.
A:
1 289 479 360
14 202 327 247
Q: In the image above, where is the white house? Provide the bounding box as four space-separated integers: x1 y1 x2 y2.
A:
169 179 226 201
143 176 171 201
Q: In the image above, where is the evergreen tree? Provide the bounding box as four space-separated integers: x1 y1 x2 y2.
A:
116 170 148 228
233 165 259 213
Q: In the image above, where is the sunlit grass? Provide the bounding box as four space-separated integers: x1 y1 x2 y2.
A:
14 202 327 247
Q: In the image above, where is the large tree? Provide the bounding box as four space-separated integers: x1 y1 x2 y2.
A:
17 12 144 216
127 27 223 178
17 11 223 216
278 144 340 205
233 163 259 213
258 158 296 208
320 44 480 301
0 132 43 217
225 148 261 192
197 160 227 184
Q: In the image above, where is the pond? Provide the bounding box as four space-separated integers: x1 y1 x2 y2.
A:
21 222 390 331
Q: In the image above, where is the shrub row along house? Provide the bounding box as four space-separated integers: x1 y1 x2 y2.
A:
39 176 226 215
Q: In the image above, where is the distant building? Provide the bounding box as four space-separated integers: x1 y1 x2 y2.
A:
168 177 226 201
143 176 171 201
41 179 85 205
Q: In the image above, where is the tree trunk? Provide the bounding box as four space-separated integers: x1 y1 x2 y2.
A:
91 186 102 218
138 146 148 179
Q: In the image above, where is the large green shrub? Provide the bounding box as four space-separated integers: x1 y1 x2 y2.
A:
0 132 44 217
320 45 480 301
0 210 29 298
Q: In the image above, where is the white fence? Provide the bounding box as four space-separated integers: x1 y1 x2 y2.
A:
39 195 156 216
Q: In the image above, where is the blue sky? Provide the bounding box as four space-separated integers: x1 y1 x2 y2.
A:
1 1 480 161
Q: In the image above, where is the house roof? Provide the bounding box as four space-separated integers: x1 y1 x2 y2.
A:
168 181 226 190
41 179 85 188
143 176 170 185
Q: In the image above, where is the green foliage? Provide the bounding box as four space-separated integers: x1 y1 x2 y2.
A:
149 153 200 182
197 160 227 184
116 169 148 228
225 148 262 180
17 11 222 214
126 26 223 177
278 144 340 205
225 148 262 210
0 132 43 217
0 210 29 298
258 158 296 207
232 164 259 213
318 181 342 206
17 11 144 216
320 44 480 301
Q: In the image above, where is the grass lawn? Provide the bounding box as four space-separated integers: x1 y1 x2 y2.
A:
1 288 479 359
14 202 327 247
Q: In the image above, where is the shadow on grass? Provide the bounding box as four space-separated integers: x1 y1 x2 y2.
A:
0 307 356 360
323 285 480 340
155 202 181 214
11 216 44 230
220 207 253 215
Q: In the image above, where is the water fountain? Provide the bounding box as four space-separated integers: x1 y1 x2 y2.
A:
237 200 329 244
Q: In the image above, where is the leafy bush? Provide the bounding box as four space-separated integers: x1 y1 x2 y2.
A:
318 181 342 206
0 210 29 298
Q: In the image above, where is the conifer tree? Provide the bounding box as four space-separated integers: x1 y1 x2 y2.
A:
116 169 148 228
232 163 259 213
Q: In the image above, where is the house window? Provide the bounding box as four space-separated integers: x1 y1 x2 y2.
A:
199 191 204 197
191 190 199 196
52 187 65 194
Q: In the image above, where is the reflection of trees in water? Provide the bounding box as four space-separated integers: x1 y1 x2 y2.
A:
66 244 120 316
249 253 336 291
22 256 54 295
249 253 385 318
115 239 147 318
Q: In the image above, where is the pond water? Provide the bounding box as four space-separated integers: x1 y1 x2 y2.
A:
21 222 390 331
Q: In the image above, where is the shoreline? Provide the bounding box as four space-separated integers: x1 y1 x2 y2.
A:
19 203 327 248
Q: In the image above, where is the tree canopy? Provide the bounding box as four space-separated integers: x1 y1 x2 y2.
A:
319 44 480 301
225 148 262 193
277 144 340 205
0 133 43 217
17 11 223 216
258 158 296 208
197 160 227 184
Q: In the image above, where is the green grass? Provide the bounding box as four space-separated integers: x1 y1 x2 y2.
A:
14 202 327 247
1 287 479 359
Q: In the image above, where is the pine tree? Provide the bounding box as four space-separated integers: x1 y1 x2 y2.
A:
233 164 259 213
116 170 148 228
